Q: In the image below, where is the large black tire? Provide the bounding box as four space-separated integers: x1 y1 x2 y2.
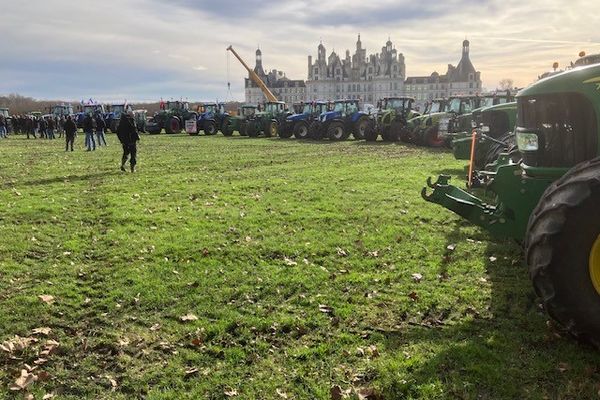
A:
204 120 217 136
327 121 348 141
279 123 294 139
364 126 378 142
239 121 248 136
481 132 518 168
293 122 310 139
265 121 278 138
353 118 369 140
525 158 600 348
146 122 161 135
221 117 234 137
165 117 180 134
399 126 412 143
246 120 260 138
308 121 323 140
424 125 445 148
387 121 402 142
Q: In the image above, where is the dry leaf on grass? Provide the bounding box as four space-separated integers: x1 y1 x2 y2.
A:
38 295 55 304
224 388 238 397
10 369 37 391
180 314 198 322
32 327 52 336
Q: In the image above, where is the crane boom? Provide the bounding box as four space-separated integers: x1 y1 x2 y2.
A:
227 45 278 103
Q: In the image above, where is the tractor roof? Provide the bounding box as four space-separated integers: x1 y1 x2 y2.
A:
518 63 600 99
384 96 415 101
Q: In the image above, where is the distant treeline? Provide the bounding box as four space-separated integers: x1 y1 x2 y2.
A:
0 93 243 115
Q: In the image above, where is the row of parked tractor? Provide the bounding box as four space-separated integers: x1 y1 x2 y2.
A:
149 92 516 161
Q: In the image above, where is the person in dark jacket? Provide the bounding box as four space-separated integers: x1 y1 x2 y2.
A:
83 113 96 151
64 115 77 151
39 117 48 139
47 117 55 140
95 114 107 146
116 110 140 172
0 115 6 138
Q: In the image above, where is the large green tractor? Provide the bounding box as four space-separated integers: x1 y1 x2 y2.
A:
222 105 257 136
422 63 600 347
452 101 518 170
146 101 198 134
245 101 290 138
402 98 448 145
440 92 515 146
365 97 420 142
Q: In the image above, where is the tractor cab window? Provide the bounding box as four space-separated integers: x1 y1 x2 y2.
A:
479 97 495 108
205 105 216 113
518 93 598 167
460 100 473 114
347 102 358 114
219 104 225 113
242 107 255 117
333 102 345 113
448 98 461 113
387 98 404 110
302 104 312 114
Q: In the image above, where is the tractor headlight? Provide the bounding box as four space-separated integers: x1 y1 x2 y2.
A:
471 120 477 129
516 132 539 151
479 125 490 133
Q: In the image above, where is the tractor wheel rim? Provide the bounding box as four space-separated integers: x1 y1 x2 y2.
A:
359 124 366 134
589 235 600 296
300 126 307 136
271 125 277 135
335 127 343 138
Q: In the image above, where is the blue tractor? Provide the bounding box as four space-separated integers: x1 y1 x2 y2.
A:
106 103 133 132
313 99 371 140
281 101 330 139
196 103 231 136
76 104 106 128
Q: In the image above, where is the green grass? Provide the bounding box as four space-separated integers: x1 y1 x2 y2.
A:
1 134 599 399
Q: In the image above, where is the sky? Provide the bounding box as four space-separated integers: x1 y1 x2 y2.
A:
2 0 600 103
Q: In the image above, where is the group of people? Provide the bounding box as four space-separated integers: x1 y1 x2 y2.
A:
2 111 141 173
9 114 64 139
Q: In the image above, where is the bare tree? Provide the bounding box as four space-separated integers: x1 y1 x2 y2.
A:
498 79 514 91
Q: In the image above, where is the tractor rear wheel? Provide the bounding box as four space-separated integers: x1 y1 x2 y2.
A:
221 117 234 136
387 121 402 142
166 117 180 134
353 118 369 140
293 122 310 139
364 126 378 142
399 126 412 143
246 120 260 138
327 122 348 141
309 121 323 140
265 121 278 138
424 125 445 147
279 123 294 139
525 158 600 348
204 120 217 136
240 121 248 136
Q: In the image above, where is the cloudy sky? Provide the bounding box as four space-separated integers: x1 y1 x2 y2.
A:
2 0 599 102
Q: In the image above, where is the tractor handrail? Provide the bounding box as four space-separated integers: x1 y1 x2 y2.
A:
227 45 278 103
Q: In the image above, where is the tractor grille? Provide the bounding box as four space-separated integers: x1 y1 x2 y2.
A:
517 93 598 168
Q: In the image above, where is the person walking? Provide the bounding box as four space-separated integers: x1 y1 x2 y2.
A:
83 113 96 151
95 114 107 146
64 115 77 151
58 116 65 138
47 117 56 140
25 116 35 139
116 110 140 172
0 114 6 138
39 117 48 139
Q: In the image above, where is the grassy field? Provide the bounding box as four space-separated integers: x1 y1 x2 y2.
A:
1 133 599 399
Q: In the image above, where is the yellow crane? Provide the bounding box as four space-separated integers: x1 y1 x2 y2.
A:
226 45 278 103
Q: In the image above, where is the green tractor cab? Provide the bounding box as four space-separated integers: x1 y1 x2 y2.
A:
423 63 600 347
365 97 419 142
404 98 448 145
452 101 518 170
147 101 197 134
443 92 515 146
226 105 257 137
245 101 289 138
134 110 148 133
